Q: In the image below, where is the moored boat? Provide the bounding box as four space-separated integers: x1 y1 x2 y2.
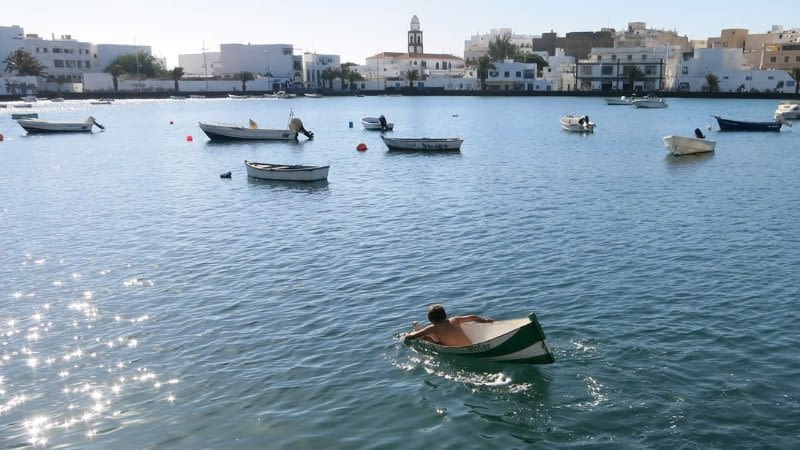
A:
381 136 463 151
199 116 313 141
604 96 631 105
774 101 800 120
304 93 323 98
244 160 329 181
11 112 38 119
662 134 716 156
712 115 784 132
407 313 555 364
16 116 104 133
632 97 668 108
89 98 114 105
50 97 65 102
361 115 394 131
560 115 595 132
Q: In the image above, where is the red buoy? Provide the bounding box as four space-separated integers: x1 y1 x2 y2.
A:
356 143 367 151
186 135 193 142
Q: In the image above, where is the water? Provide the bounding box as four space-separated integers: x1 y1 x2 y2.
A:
1 96 799 448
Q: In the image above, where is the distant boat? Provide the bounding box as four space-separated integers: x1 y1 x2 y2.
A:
304 93 323 98
16 116 104 133
227 94 250 99
604 96 631 105
361 115 394 131
266 91 296 99
13 103 33 108
170 95 187 100
560 115 595 132
712 115 785 132
632 97 668 108
381 136 463 151
20 95 37 102
406 313 555 365
90 98 114 105
50 97 65 102
663 134 716 156
245 160 329 181
774 101 800 120
189 95 206 99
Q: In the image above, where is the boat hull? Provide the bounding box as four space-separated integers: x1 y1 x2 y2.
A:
245 161 329 181
560 116 595 132
662 135 716 156
713 116 781 132
17 118 94 133
775 102 800 119
381 136 463 151
604 97 631 105
411 313 555 364
199 122 297 141
632 99 668 108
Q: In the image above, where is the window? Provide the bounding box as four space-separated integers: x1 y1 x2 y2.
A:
768 76 774 80
682 66 688 75
745 76 751 80
785 56 790 62
77 61 82 68
611 55 617 60
642 55 647 60
645 66 656 75
770 56 777 62
627 55 632 61
581 66 592 75
489 70 498 77
601 66 613 75
504 71 510 77
722 76 728 79
515 71 521 77
53 48 62 53
54 60 64 67
282 48 291 55
35 47 39 52
797 56 800 62
85 61 90 69
43 48 48 53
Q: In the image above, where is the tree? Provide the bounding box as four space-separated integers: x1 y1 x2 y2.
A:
170 67 185 92
330 67 342 90
340 63 358 90
235 71 254 92
517 53 549 76
475 56 496 91
788 67 800 94
106 51 166 78
402 68 419 88
705 73 720 93
487 35 519 62
105 64 125 92
623 65 645 92
346 70 364 91
321 67 335 90
3 49 47 76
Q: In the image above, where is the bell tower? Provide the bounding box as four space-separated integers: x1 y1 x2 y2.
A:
408 15 423 54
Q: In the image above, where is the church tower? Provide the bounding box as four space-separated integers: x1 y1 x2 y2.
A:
408 15 423 54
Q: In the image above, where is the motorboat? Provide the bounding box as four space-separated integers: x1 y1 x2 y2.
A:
774 101 800 120
631 97 668 108
662 129 716 156
361 115 394 131
381 136 463 151
304 93 323 98
227 94 250 99
198 117 313 141
405 313 555 365
560 115 595 133
267 91 296 99
16 116 105 133
244 160 329 181
604 96 631 105
712 115 786 132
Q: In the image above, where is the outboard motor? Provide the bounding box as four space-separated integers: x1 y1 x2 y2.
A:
694 128 705 139
288 117 314 139
379 114 388 130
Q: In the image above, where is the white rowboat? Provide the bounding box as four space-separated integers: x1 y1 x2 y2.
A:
662 135 716 156
16 116 104 133
408 313 555 364
632 97 668 108
245 160 329 181
199 121 298 140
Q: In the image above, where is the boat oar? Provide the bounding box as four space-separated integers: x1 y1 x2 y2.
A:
92 119 106 130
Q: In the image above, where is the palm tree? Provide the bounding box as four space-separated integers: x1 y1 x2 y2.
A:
339 63 356 91
788 67 800 94
704 73 721 93
321 67 335 90
475 56 496 91
487 35 519 62
402 68 419 88
346 71 364 91
330 67 342 90
105 64 125 92
623 65 645 92
235 71 255 93
3 49 47 76
170 67 185 92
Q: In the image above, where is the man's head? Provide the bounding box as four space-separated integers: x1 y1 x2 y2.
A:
427 304 447 323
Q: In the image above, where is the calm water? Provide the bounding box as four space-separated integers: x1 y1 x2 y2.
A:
1 96 799 449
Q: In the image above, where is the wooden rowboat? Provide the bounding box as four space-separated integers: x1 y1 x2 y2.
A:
245 160 329 181
381 136 463 151
408 313 555 364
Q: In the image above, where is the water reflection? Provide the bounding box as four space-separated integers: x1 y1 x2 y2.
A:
663 152 714 170
246 176 330 193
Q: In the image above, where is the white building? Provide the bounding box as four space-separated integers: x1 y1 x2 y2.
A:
0 25 25 66
178 51 221 78
302 52 340 89
676 47 793 92
540 48 576 91
462 59 553 91
13 31 93 83
92 44 154 73
217 43 302 87
575 45 679 92
464 28 537 62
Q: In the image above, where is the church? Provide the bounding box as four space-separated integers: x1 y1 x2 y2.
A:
360 16 468 90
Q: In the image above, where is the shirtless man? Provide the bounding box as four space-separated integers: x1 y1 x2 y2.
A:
403 304 493 347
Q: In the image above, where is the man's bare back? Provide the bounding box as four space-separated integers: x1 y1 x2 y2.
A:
405 306 493 347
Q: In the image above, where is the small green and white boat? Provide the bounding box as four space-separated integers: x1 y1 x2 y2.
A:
409 313 555 364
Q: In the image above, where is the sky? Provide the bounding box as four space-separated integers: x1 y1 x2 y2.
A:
4 0 798 67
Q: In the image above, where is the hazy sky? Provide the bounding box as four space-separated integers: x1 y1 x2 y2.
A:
4 0 797 66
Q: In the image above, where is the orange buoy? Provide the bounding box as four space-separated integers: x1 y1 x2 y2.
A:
356 143 367 151
186 135 193 141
